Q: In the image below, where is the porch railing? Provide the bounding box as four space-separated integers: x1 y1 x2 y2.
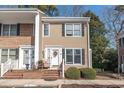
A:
60 59 65 78
1 59 18 77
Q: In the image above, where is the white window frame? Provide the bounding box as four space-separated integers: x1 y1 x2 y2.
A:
65 48 82 65
43 23 50 37
1 24 17 36
65 23 82 37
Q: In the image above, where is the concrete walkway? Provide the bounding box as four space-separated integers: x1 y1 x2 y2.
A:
0 79 124 87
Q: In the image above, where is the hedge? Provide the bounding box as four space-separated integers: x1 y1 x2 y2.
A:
80 68 96 79
65 67 80 79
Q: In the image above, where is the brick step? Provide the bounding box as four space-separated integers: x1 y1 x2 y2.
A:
43 70 59 74
4 72 23 76
2 75 23 79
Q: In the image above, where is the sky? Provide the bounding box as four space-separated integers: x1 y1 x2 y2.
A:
57 5 110 20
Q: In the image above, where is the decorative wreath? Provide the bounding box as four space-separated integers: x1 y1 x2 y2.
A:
53 51 58 57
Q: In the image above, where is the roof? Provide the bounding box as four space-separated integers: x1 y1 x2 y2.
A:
0 8 46 16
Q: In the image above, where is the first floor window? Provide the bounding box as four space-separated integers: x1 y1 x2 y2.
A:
1 49 18 63
1 49 8 63
66 49 73 64
65 48 82 64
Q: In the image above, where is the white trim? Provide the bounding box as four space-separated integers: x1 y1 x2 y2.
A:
34 13 40 67
19 45 34 69
43 23 50 37
64 48 82 65
87 22 91 68
0 49 1 64
65 23 82 37
42 17 90 22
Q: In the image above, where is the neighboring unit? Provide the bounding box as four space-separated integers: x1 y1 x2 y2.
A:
0 8 91 78
118 32 124 72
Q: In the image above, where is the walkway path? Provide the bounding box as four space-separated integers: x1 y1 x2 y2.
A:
0 79 124 87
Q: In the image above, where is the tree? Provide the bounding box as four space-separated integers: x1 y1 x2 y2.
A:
104 5 124 75
62 5 85 17
103 48 118 72
83 10 108 69
18 5 59 16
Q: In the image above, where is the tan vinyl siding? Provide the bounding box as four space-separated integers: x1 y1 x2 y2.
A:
41 22 89 67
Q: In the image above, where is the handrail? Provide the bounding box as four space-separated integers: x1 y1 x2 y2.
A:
1 59 18 77
59 59 65 79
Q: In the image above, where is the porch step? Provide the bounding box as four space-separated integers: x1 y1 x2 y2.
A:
2 69 60 79
42 70 60 80
2 71 23 79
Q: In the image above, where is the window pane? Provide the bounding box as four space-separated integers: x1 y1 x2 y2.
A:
74 31 80 36
44 24 49 36
9 49 16 55
9 49 18 60
66 49 72 55
66 55 73 64
66 24 73 31
74 24 80 30
9 56 16 60
2 49 8 55
10 25 17 36
1 56 8 63
3 25 9 36
74 55 81 64
66 49 73 64
74 49 81 64
74 49 81 54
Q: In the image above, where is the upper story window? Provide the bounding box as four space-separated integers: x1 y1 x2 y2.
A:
65 23 82 37
44 23 49 37
2 24 17 36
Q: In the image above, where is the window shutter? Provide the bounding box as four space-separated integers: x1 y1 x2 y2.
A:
17 23 20 36
82 49 85 65
62 24 65 36
0 23 2 36
82 23 84 36
62 48 65 60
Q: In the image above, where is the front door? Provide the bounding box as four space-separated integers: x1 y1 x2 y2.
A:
45 47 62 68
22 48 33 69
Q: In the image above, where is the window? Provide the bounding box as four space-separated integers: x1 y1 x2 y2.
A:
44 23 49 36
66 49 73 64
2 24 17 36
1 49 8 63
65 24 81 37
74 49 81 64
66 24 73 36
9 49 18 60
1 49 18 63
65 48 82 64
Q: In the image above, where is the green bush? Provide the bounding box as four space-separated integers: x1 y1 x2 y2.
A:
80 68 96 79
65 67 80 79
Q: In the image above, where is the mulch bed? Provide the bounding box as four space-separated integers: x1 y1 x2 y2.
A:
61 84 124 88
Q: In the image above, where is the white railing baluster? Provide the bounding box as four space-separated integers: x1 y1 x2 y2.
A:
62 59 65 79
0 59 18 77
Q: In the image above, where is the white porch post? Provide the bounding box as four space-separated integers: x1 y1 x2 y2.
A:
34 13 40 67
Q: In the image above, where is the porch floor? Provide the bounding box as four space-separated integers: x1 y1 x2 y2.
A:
1 69 60 80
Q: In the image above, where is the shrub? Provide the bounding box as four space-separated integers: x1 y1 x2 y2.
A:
80 68 96 79
65 67 80 79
